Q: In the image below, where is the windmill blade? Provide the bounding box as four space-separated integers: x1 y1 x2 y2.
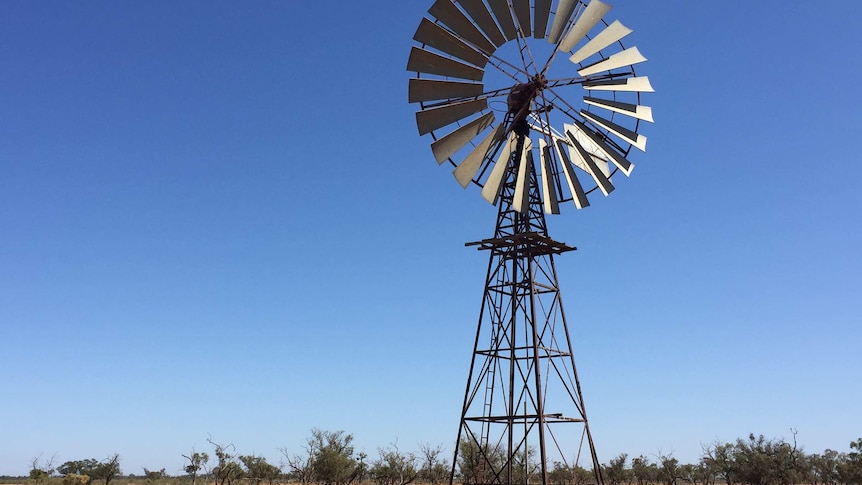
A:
569 20 633 64
555 138 583 175
530 118 592 196
583 76 655 92
454 124 506 188
457 0 507 47
416 99 488 135
577 46 647 75
513 138 533 214
414 18 489 67
487 0 518 41
530 117 610 178
581 110 647 151
431 112 496 163
481 132 517 204
548 130 604 176
571 119 634 176
559 0 612 53
564 129 615 196
551 138 590 209
548 0 578 45
512 0 531 37
563 122 614 175
408 47 485 81
534 0 552 39
409 79 485 104
429 0 496 54
538 139 561 214
584 96 654 122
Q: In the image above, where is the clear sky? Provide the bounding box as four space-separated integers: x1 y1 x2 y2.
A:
2 0 861 477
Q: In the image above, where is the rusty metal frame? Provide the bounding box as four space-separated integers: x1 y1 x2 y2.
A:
449 132 603 485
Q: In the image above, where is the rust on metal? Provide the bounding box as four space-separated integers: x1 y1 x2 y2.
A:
466 231 577 256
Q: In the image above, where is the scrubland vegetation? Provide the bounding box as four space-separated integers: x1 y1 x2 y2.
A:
14 430 862 485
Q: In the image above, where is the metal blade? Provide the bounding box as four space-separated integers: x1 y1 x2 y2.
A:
454 124 505 188
552 131 606 177
538 139 561 213
581 110 647 151
429 0 496 54
487 0 518 41
409 79 484 103
554 137 584 175
414 18 489 67
562 123 612 175
577 46 647 75
569 20 633 64
416 99 488 135
584 96 654 122
529 119 609 178
564 128 615 196
481 132 517 204
572 119 634 175
560 0 611 53
457 0 507 47
534 0 552 39
513 137 533 214
551 138 590 209
548 0 578 45
513 0 531 38
407 46 485 81
431 112 496 163
583 76 655 92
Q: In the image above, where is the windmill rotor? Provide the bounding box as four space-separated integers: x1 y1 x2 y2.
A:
408 0 654 210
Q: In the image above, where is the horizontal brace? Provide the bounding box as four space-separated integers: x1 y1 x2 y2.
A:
464 414 584 423
466 231 577 255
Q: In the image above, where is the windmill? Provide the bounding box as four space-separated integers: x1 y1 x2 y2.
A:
407 1 653 485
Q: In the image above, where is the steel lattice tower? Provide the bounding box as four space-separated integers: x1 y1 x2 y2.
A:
449 137 603 485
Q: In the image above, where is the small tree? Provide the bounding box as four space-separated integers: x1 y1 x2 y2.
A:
418 444 449 485
702 442 736 485
30 468 51 484
547 463 594 485
143 468 167 481
305 429 364 485
58 460 100 480
30 454 57 485
183 450 210 485
512 447 540 484
810 451 842 485
657 454 680 485
603 454 629 485
370 443 418 485
772 429 805 485
633 456 658 485
549 462 574 485
281 448 313 485
841 439 862 485
456 439 504 485
91 454 121 485
572 466 596 485
239 455 281 485
209 439 243 485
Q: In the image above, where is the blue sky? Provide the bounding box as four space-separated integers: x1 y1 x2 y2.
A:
2 0 861 476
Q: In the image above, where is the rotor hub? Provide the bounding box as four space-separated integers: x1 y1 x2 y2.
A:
507 75 548 135
507 74 548 116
